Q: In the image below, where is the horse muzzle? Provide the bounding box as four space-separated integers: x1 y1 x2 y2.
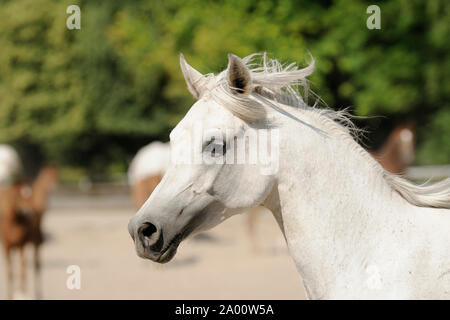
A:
128 216 183 263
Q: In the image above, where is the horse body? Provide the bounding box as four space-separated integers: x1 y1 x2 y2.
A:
128 53 450 299
0 166 58 299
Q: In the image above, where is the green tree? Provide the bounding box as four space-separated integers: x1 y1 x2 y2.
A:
0 0 448 178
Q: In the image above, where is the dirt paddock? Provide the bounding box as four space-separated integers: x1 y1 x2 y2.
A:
0 192 306 299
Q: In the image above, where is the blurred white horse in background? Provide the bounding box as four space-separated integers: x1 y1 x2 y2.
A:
0 145 23 185
128 141 170 209
128 53 450 299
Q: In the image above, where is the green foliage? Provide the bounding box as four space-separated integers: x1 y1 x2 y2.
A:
0 0 448 176
0 0 83 140
417 109 450 165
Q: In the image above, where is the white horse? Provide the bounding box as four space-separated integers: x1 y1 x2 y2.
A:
0 145 23 185
128 53 450 299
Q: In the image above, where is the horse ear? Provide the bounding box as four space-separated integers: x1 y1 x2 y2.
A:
227 54 252 96
179 53 208 99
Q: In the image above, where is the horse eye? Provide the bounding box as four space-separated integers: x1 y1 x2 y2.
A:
206 140 226 157
217 141 226 156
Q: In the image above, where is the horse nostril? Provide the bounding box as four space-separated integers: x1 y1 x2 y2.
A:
141 222 157 239
137 222 163 252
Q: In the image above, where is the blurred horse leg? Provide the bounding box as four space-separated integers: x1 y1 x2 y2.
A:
18 245 27 296
33 244 42 299
247 206 261 253
4 246 13 299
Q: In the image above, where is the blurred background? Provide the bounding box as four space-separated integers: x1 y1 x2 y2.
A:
0 0 448 299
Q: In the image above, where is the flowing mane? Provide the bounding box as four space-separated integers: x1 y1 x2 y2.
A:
203 53 450 209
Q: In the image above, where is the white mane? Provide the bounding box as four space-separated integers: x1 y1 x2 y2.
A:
204 53 450 209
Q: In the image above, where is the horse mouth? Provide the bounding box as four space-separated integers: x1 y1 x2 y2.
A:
154 209 209 263
156 233 184 263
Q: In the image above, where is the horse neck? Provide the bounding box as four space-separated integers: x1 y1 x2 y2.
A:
31 172 53 214
263 111 412 298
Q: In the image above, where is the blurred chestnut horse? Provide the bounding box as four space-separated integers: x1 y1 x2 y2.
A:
369 121 416 174
128 141 170 210
247 121 416 252
0 166 58 299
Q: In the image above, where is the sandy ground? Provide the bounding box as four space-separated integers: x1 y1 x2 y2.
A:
0 192 306 299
